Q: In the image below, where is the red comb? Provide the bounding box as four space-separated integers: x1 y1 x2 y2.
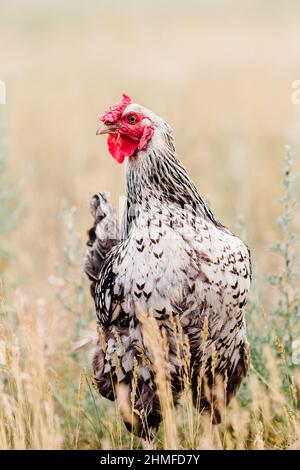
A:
99 93 132 124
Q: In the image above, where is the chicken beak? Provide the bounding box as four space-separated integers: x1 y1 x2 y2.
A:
96 123 116 135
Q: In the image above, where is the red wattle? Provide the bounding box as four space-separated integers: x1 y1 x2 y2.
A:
107 134 138 164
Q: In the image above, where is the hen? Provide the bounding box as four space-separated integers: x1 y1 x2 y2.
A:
84 93 251 439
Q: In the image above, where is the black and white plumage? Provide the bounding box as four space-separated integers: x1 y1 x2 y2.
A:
84 99 251 439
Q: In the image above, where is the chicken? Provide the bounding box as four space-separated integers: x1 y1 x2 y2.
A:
84 93 251 439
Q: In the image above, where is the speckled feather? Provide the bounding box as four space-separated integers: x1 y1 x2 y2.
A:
85 102 251 438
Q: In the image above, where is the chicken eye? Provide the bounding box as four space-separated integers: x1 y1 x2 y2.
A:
127 114 137 124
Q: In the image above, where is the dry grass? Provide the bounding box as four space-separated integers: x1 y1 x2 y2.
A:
0 285 62 449
0 0 300 450
1 284 300 450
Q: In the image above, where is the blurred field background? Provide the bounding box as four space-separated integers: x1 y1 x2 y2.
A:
0 0 300 449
